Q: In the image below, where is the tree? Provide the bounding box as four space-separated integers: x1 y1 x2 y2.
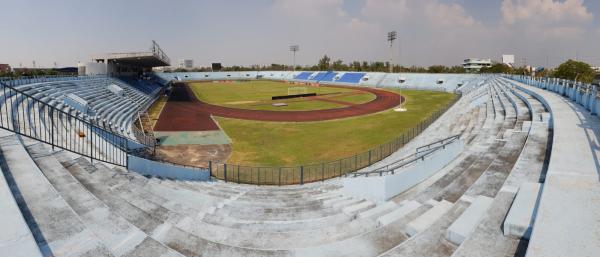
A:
480 63 513 74
351 61 362 71
553 59 595 83
427 65 447 73
332 59 345 71
317 55 331 70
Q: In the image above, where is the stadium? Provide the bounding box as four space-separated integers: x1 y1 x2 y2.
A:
1 1 600 257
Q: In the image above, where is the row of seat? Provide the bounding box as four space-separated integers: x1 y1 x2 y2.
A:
155 71 484 92
4 76 160 139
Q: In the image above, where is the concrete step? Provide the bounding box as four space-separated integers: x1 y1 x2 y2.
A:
0 134 112 256
0 161 42 257
342 200 375 215
65 155 289 256
377 200 422 227
357 201 397 219
503 182 542 239
446 195 494 245
26 143 183 257
291 203 431 257
331 198 364 210
405 200 453 236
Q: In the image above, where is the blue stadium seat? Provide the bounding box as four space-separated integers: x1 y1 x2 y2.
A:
294 72 313 80
338 73 365 83
319 72 337 82
310 72 328 81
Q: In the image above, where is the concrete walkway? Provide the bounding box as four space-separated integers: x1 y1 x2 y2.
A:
504 78 600 257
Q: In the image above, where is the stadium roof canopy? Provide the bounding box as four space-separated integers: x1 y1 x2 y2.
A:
93 41 170 68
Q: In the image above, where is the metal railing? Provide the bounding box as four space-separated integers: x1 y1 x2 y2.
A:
210 93 461 185
0 75 108 87
415 134 460 153
0 80 130 166
351 134 460 177
151 40 171 65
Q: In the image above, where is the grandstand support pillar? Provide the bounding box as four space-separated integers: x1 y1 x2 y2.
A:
224 163 227 182
209 161 212 177
300 166 304 185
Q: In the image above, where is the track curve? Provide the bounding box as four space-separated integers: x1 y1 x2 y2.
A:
155 82 403 131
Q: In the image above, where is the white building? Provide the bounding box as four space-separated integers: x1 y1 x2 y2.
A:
178 59 193 69
463 58 492 72
502 54 515 67
592 66 600 73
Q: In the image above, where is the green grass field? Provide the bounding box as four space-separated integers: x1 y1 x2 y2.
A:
214 89 456 166
189 80 375 111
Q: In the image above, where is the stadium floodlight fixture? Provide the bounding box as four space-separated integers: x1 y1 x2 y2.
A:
387 31 397 43
290 45 300 71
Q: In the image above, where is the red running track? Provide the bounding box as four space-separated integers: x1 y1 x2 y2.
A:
154 83 403 131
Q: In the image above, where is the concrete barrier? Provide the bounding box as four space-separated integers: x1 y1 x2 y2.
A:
127 155 210 181
342 139 464 202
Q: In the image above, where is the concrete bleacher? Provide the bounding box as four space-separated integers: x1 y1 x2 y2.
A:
154 71 480 93
0 161 42 257
8 76 160 140
0 74 596 256
502 77 600 257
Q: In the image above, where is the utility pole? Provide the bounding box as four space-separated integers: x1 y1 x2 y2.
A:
387 31 397 73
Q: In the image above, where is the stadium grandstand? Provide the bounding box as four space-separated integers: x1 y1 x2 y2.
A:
1 47 599 257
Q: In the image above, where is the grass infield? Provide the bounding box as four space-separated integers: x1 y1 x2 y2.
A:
213 89 456 166
189 80 375 111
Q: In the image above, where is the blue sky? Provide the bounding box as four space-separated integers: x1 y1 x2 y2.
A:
1 0 599 68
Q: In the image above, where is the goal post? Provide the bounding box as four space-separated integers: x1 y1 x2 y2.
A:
287 86 308 95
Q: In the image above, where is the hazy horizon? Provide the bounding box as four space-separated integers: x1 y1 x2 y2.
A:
1 0 599 69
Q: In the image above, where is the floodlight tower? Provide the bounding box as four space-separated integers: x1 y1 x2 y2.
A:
388 31 406 112
290 45 299 71
387 31 397 73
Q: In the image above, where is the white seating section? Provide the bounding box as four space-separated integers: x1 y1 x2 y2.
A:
155 71 485 92
8 76 160 139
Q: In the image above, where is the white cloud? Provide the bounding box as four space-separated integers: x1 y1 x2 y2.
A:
424 1 480 28
360 0 410 22
501 0 593 39
502 0 593 26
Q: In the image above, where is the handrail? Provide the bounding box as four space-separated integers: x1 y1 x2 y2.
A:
0 79 130 166
352 135 460 177
415 134 460 153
